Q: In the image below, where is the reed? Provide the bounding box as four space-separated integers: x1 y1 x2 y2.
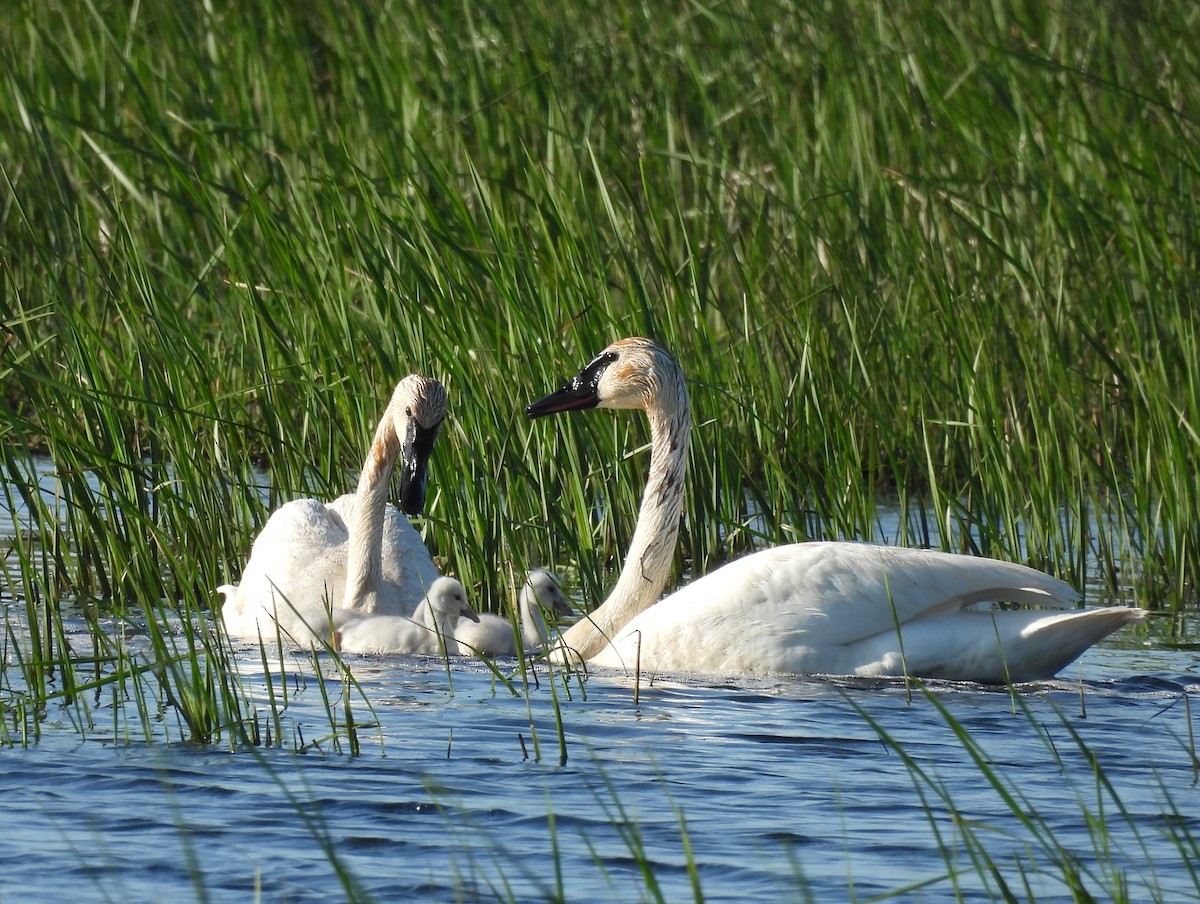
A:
4 0 1197 639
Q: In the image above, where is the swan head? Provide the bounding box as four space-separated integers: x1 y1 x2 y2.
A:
394 375 448 516
426 576 480 623
525 337 676 417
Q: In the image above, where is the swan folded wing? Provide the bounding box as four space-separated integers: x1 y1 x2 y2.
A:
600 579 1135 681
768 543 1077 640
252 497 348 549
222 498 351 639
235 499 349 599
625 543 1080 652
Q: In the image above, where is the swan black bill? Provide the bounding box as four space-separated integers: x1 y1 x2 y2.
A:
398 420 442 516
525 351 616 418
525 382 600 418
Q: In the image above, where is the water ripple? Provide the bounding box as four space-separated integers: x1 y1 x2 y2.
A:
1 645 1198 901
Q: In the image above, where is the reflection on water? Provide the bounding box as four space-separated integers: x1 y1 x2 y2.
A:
0 626 1196 902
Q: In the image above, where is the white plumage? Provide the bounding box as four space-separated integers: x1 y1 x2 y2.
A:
219 375 446 646
335 577 479 656
526 337 1144 682
453 569 575 657
586 542 1141 681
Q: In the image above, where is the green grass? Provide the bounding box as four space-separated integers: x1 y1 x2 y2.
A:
0 1 1198 895
3 0 1197 634
1 0 1197 730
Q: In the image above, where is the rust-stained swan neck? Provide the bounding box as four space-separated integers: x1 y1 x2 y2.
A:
345 373 446 612
532 338 692 662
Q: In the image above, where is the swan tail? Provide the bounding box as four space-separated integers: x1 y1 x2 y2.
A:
1003 606 1146 681
1025 605 1144 648
872 606 1145 683
217 583 258 637
216 583 243 615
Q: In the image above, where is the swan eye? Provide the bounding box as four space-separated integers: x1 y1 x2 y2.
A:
578 350 618 387
589 351 619 370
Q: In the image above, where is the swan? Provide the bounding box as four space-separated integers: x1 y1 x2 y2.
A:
219 374 447 645
335 576 480 655
525 337 1144 682
452 569 576 657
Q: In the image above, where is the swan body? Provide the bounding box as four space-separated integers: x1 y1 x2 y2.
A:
526 338 1144 682
219 375 447 645
585 543 1141 682
335 577 480 656
453 569 575 657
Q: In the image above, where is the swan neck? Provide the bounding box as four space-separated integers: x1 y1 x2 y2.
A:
521 590 549 643
561 372 690 661
344 400 403 613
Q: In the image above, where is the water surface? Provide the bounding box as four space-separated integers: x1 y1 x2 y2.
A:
0 630 1195 902
2 455 1195 900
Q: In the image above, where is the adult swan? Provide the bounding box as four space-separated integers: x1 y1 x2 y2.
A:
525 338 1143 682
220 374 447 644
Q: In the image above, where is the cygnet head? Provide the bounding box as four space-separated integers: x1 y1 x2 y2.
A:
393 374 448 516
425 576 480 624
523 569 575 619
524 337 681 417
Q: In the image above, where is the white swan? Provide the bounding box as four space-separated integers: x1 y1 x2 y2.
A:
219 374 447 645
525 337 1144 682
335 576 480 655
452 569 576 657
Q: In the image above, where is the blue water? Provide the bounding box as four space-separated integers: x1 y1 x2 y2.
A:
3 456 1197 900
1 630 1196 902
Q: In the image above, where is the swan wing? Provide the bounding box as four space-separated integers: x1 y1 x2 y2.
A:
591 542 1084 674
222 498 350 640
668 542 1077 641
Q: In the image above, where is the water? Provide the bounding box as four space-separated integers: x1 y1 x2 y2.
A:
1 633 1197 902
3 455 1198 900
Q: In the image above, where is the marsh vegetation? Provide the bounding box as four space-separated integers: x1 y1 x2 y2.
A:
2 0 1198 898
